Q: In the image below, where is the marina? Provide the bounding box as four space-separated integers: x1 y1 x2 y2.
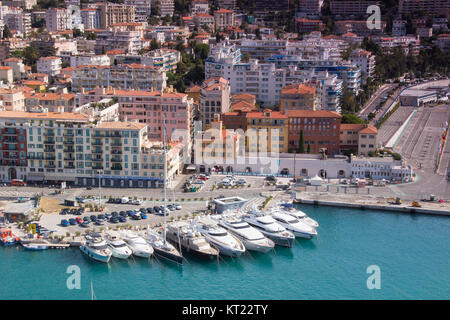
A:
0 203 448 300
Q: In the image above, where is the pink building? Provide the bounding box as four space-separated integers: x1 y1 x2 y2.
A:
75 87 194 143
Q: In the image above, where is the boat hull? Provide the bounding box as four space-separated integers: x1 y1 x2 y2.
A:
259 230 294 248
23 244 49 250
80 245 111 263
131 248 153 258
153 247 183 264
110 249 131 259
208 239 245 257
167 237 218 260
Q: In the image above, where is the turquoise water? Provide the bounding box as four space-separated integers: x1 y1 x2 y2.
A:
1 205 449 300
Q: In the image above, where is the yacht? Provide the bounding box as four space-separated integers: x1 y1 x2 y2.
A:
242 210 295 248
270 211 318 239
105 232 132 259
166 221 219 259
80 233 112 263
278 203 319 228
119 230 153 258
194 217 246 257
144 228 183 265
216 215 275 253
1 228 19 246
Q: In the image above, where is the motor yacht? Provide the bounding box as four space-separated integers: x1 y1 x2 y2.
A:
80 233 112 263
194 217 246 257
119 230 153 258
144 228 183 264
242 210 295 247
216 215 274 253
166 221 219 259
278 203 319 228
105 232 132 259
270 211 318 239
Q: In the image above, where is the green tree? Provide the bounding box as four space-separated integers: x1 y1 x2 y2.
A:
150 38 160 50
307 144 311 154
298 130 305 153
3 25 12 39
341 114 366 124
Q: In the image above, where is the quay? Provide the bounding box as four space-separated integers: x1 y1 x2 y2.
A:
293 196 450 216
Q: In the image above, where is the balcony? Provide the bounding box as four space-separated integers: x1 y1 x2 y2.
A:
44 164 56 169
44 156 55 160
92 165 103 170
63 132 74 137
63 140 74 145
92 158 103 162
43 131 55 137
111 150 122 154
63 157 75 161
44 139 55 144
110 142 122 147
3 140 18 144
64 165 75 169
63 148 75 153
92 149 103 154
111 165 122 171
111 158 122 163
44 148 56 153
92 141 103 146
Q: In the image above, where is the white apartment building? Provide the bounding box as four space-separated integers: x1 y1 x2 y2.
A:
94 29 142 54
3 57 26 80
113 49 181 71
214 8 235 31
190 0 209 16
1 0 37 10
0 88 25 111
1 7 31 37
199 77 231 128
70 54 110 68
45 7 70 32
392 20 407 36
124 0 152 23
205 42 359 107
0 110 184 187
349 49 376 80
298 0 324 16
37 56 62 77
71 64 167 92
350 156 413 182
153 0 174 17
81 8 102 30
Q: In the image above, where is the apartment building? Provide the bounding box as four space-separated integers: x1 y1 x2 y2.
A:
193 13 215 32
45 7 70 32
1 0 37 10
199 77 231 129
81 8 102 30
2 7 31 37
153 0 174 17
330 0 380 16
392 20 407 36
398 0 450 16
296 18 325 34
340 123 377 156
370 35 420 55
0 88 25 111
70 54 110 68
279 83 319 113
214 9 235 31
335 20 386 36
24 92 75 112
222 108 255 131
36 56 62 78
72 64 167 92
246 110 289 153
286 110 341 155
75 87 193 143
245 0 290 12
3 57 26 80
298 0 324 16
99 2 136 28
0 66 13 84
113 49 181 72
0 110 183 187
124 0 152 23
190 0 209 16
349 49 376 80
94 29 142 54
436 34 450 52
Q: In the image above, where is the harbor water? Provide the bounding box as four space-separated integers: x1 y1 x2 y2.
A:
1 205 449 300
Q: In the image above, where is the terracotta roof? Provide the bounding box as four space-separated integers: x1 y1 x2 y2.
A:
23 80 46 86
186 85 201 93
286 110 342 118
359 126 377 134
96 121 147 130
281 83 316 95
246 110 288 120
0 66 12 70
215 9 233 14
3 57 22 62
0 111 89 121
231 101 257 112
340 124 377 134
24 92 75 100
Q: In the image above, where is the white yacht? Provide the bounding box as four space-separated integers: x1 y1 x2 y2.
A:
144 228 183 264
119 230 154 258
80 233 112 263
166 221 219 259
242 210 295 248
105 232 132 259
216 215 275 253
194 217 246 257
270 211 317 239
278 203 319 228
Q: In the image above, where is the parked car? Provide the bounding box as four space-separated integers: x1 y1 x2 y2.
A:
95 219 104 226
109 216 119 223
69 218 77 225
111 211 119 218
130 213 141 220
75 217 83 224
119 211 127 217
60 219 69 227
140 213 147 219
236 178 247 185
121 197 129 204
265 175 276 182
133 199 143 205
126 210 135 217
80 222 90 228
118 216 127 223
104 213 112 219
147 207 155 214
175 204 182 210
97 214 105 221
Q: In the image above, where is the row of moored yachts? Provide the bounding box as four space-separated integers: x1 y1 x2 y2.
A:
80 202 319 264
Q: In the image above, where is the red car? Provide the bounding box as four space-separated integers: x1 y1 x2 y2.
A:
75 217 83 224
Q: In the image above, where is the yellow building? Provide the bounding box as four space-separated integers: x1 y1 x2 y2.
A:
246 109 288 153
279 83 318 113
340 124 378 156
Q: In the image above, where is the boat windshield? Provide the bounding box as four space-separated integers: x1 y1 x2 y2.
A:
288 218 299 224
112 242 127 248
231 223 250 229
92 244 108 250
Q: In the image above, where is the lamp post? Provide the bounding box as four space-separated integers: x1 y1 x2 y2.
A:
97 170 103 211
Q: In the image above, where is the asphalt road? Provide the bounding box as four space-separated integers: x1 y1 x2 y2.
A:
359 84 398 120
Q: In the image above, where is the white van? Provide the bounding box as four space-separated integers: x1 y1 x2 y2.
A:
121 197 130 204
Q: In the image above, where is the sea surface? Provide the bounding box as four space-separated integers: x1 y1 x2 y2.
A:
1 205 449 300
